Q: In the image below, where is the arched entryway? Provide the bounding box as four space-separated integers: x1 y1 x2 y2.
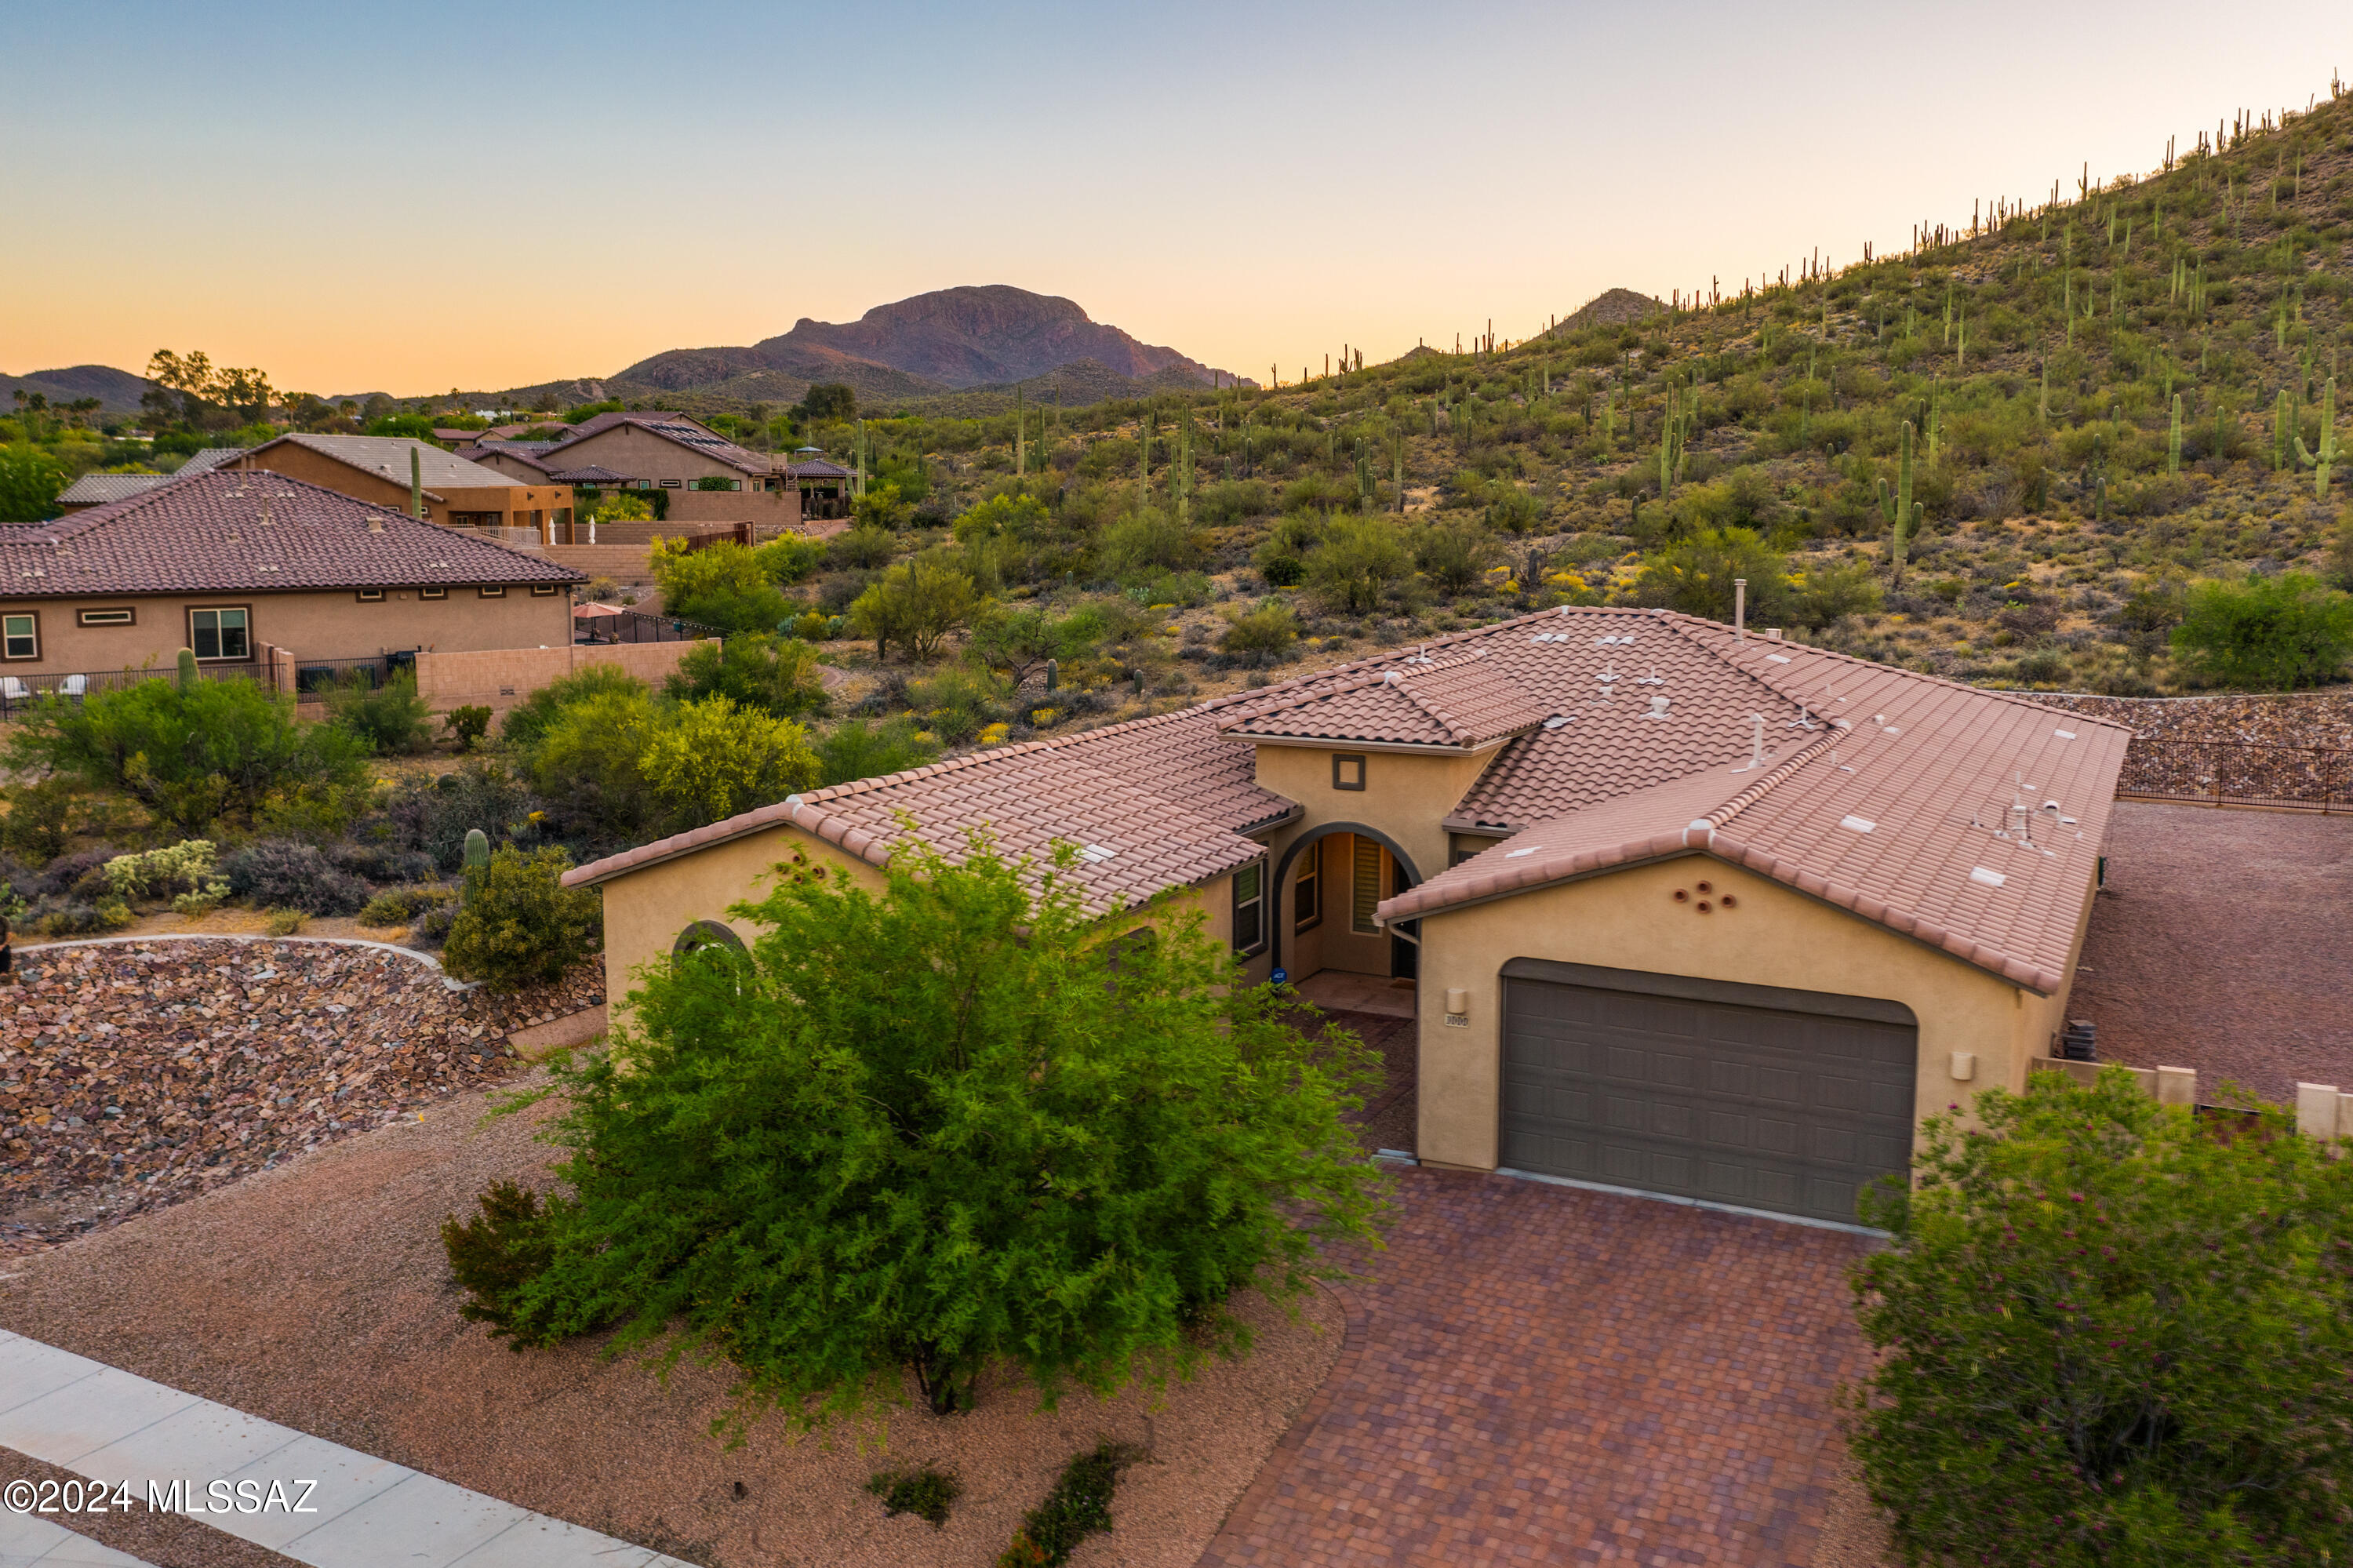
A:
1268 821 1423 984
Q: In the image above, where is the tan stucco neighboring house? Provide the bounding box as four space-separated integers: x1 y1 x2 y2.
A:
227 434 574 540
0 470 584 683
523 412 802 531
564 606 2133 1230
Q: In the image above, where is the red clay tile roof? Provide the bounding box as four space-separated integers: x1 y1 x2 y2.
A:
1218 649 1547 749
238 434 526 493
1380 618 2132 993
0 471 585 598
568 604 2131 982
545 413 773 478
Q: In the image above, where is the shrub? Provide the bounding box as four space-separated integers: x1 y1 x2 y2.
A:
103 840 220 902
264 908 308 937
815 716 940 786
0 777 81 864
1848 1068 2353 1565
1484 486 1543 535
904 665 1007 745
1100 508 1205 574
446 705 493 752
849 552 977 661
1631 527 1792 624
525 687 663 840
0 445 67 523
1220 601 1300 660
359 885 455 927
865 1467 962 1529
412 900 458 947
1414 520 1497 594
664 634 830 719
5 677 369 834
35 899 135 937
384 761 535 871
325 671 434 755
1307 516 1413 614
2169 572 2353 689
996 1443 1147 1567
754 535 825 584
221 839 370 915
498 664 649 755
826 526 897 571
253 780 373 844
637 696 819 830
440 845 602 991
853 482 914 531
440 1181 554 1330
442 835 1386 1428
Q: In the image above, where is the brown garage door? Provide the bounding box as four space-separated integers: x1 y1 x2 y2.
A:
1500 959 1917 1225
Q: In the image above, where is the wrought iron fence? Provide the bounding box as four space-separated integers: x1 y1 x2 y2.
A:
0 661 265 716
573 607 726 646
2117 740 2353 812
291 653 413 696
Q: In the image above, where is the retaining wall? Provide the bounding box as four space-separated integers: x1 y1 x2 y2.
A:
413 640 715 713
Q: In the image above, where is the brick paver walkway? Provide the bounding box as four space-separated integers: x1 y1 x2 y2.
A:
1198 1169 1875 1566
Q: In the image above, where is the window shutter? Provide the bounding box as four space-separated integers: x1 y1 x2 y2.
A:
1352 839 1382 934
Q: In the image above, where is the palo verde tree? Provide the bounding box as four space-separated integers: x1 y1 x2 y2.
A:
1846 1068 2353 1564
444 832 1388 1430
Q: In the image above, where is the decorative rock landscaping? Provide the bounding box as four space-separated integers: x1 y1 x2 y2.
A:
0 937 602 1255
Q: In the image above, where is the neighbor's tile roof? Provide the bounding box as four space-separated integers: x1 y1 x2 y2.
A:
546 413 773 477
0 471 585 598
171 448 245 475
237 434 530 493
55 472 172 507
567 604 2131 987
1217 649 1548 749
547 465 631 485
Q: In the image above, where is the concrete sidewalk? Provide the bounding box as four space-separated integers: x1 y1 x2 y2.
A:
0 1332 692 1568
0 1508 155 1568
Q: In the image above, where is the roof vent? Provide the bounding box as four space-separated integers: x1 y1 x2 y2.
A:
1542 714 1569 730
367 517 384 533
1597 664 1619 684
2053 729 2077 740
1841 814 1876 833
1969 866 2008 888
1078 843 1116 863
1641 694 1671 719
1504 846 1541 859
783 794 803 810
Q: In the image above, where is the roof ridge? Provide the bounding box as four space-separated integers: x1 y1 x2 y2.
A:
1695 728 1842 835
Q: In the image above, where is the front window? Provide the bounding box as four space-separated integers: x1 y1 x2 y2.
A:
1231 860 1266 955
2 613 37 660
1294 839 1322 932
189 607 249 660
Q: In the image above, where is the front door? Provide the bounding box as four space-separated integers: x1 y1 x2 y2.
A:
1389 860 1417 980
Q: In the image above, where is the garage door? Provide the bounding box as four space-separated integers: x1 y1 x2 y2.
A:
1500 960 1917 1225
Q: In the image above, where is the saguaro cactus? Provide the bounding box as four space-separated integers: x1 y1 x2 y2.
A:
464 828 490 870
409 447 424 520
2169 394 2184 475
1877 420 1922 584
2295 377 2339 498
176 647 199 693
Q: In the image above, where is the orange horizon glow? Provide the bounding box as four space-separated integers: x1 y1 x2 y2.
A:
4 2 2340 399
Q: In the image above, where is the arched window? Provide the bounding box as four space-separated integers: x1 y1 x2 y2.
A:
673 919 746 958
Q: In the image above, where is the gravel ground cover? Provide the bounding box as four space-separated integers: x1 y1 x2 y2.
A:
2074 800 2353 1104
0 1078 1345 1568
0 938 601 1256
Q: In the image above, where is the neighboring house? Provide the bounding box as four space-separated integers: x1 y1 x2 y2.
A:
0 471 583 681
52 448 247 514
227 434 574 540
567 607 2132 1228
530 413 799 530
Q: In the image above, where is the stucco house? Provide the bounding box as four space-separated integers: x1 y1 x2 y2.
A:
0 470 583 686
227 434 574 540
565 606 2131 1228
502 413 801 531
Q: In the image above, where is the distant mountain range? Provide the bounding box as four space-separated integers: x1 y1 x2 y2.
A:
606 286 1246 406
1 364 152 416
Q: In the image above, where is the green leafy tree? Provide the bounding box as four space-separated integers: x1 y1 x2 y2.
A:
1631 526 1792 624
1849 1068 2353 1565
1307 515 1412 614
649 538 793 634
7 678 368 834
664 633 831 719
849 551 977 661
853 482 914 531
441 846 602 991
795 383 856 423
525 684 664 839
815 716 940 785
0 446 67 522
1413 520 1497 594
447 833 1387 1426
637 696 819 829
1219 601 1300 659
969 602 1106 686
2169 572 2353 690
499 664 649 755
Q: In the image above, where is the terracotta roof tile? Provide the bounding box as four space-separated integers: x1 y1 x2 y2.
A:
237 433 526 493
569 603 2133 980
1219 650 1547 749
0 471 585 598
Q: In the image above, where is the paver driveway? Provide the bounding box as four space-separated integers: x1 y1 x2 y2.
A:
1198 1167 1876 1567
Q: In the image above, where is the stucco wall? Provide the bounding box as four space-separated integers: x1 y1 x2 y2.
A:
1253 743 1500 890
0 588 575 671
1410 853 2074 1173
591 823 1253 1020
414 638 714 713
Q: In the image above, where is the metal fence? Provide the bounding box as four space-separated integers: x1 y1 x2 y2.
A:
2117 740 2353 812
291 653 414 696
574 607 726 646
0 661 262 716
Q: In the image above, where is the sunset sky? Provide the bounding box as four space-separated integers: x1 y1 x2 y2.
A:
4 0 2342 397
